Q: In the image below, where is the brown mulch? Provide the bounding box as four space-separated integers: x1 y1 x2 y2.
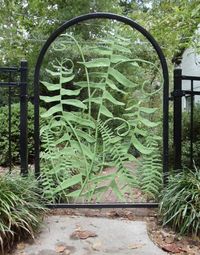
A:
147 217 200 255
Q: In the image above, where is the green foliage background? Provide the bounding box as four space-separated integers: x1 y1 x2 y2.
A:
0 0 199 68
0 103 46 166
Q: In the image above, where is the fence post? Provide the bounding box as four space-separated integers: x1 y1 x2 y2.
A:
190 80 194 168
173 67 182 170
20 60 28 175
8 72 12 173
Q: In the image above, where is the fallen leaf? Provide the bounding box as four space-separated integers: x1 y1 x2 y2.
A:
127 213 135 221
85 211 99 217
106 210 120 218
128 243 145 249
64 249 71 255
161 243 182 253
165 236 175 244
160 230 168 236
75 224 81 231
17 242 25 250
92 240 102 251
70 230 97 240
55 245 66 253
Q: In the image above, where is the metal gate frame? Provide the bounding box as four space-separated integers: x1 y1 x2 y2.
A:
33 12 169 209
0 61 28 175
172 67 200 169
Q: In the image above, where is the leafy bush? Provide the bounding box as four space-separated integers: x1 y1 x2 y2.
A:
0 174 46 253
0 102 46 166
182 104 200 167
159 168 200 236
165 104 200 169
182 104 200 141
182 140 200 167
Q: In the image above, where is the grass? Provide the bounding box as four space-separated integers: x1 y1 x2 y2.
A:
0 173 46 253
159 167 200 236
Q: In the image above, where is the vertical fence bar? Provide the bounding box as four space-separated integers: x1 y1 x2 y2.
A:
20 60 28 175
190 80 194 167
173 68 182 170
8 72 12 172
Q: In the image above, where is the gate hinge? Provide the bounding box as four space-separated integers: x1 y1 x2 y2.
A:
170 90 186 100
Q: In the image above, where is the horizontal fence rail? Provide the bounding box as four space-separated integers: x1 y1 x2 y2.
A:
0 82 22 87
47 203 159 209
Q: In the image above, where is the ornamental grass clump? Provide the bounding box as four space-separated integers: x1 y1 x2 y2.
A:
160 168 200 236
0 174 46 253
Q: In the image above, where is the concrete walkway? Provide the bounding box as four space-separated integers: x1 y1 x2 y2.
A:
14 216 168 255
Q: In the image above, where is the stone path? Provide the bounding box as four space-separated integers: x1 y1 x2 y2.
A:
13 215 168 255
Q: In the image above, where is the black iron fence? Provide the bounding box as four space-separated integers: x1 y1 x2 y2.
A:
0 61 28 175
172 67 200 170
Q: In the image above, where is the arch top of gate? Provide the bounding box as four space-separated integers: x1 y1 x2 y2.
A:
34 12 169 82
34 12 169 185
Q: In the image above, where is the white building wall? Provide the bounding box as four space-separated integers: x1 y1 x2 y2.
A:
182 43 200 111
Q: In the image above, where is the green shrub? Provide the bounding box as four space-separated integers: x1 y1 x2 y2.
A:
182 104 200 167
182 104 200 141
164 104 200 169
0 174 46 253
159 168 200 236
182 140 200 167
0 103 46 166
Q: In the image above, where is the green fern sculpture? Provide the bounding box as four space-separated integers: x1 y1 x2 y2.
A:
39 33 163 203
138 135 163 200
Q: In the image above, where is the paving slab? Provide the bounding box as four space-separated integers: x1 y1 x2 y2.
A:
14 215 168 255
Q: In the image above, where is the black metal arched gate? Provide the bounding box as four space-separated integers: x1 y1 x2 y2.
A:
33 13 169 209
